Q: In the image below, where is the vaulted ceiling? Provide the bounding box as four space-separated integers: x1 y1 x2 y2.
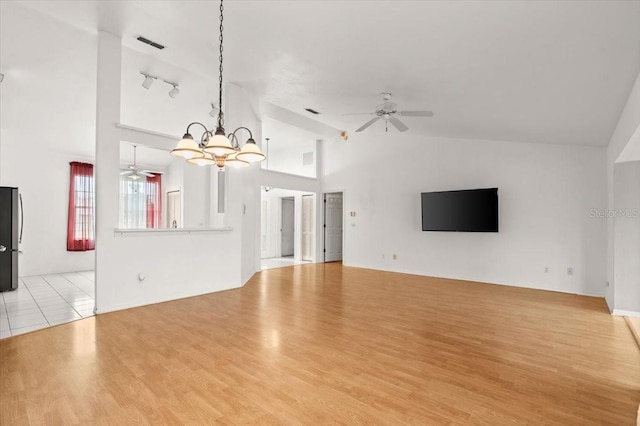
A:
15 0 640 146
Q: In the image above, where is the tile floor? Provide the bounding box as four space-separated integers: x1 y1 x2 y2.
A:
0 271 95 339
261 256 311 270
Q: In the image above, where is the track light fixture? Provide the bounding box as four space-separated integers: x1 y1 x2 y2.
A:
140 72 157 89
166 81 180 98
170 0 265 170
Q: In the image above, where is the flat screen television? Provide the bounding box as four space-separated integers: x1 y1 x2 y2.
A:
421 188 498 232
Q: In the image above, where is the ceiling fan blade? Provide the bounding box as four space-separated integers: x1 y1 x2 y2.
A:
389 116 409 132
343 112 375 116
140 171 155 177
356 117 380 132
397 111 434 117
120 170 133 176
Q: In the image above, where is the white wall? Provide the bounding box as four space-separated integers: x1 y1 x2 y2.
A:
94 32 245 314
182 165 210 228
322 133 607 296
261 117 317 178
606 71 640 310
0 2 96 275
613 161 640 313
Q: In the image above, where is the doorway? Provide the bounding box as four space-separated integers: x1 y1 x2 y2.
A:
260 188 316 270
324 192 343 262
166 190 181 229
280 197 295 257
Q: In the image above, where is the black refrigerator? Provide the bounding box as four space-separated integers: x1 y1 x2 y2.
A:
0 187 21 292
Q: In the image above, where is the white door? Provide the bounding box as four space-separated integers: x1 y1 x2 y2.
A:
324 192 343 262
281 197 295 257
302 195 314 261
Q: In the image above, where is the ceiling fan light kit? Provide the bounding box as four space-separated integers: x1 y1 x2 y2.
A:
170 0 265 170
353 93 434 133
121 145 156 180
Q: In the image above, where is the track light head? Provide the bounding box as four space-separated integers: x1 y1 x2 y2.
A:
168 84 180 98
142 76 154 89
140 72 157 89
163 80 179 98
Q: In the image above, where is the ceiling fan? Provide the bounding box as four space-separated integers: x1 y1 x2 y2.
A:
350 93 433 133
120 145 155 180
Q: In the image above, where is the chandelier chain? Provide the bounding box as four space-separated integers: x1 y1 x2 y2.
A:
218 0 225 129
171 0 265 167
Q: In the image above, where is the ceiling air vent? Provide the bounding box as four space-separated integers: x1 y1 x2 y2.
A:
136 36 165 50
305 108 320 115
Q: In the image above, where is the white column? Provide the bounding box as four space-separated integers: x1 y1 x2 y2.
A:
94 31 122 312
613 161 640 315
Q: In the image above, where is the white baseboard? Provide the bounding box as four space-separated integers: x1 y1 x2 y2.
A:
577 290 605 298
612 309 640 318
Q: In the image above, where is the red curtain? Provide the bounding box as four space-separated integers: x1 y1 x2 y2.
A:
145 174 162 229
67 162 95 251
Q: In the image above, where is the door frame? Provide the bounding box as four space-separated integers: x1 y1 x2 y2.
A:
323 191 345 263
301 194 314 261
280 196 295 257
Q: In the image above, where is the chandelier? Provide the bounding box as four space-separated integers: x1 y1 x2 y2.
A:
170 0 265 169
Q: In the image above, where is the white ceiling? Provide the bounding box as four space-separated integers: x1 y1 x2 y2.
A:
120 141 174 170
15 0 640 147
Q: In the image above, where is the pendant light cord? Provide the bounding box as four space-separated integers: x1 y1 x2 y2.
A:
218 0 225 129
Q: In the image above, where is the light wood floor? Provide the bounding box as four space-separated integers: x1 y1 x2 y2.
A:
1 263 639 425
627 317 640 349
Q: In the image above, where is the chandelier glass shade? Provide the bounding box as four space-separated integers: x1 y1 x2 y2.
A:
236 139 266 163
204 129 236 157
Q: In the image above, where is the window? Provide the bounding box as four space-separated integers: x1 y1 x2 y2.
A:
119 173 162 229
67 162 95 251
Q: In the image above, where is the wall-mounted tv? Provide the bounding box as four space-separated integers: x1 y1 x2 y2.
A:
421 188 498 232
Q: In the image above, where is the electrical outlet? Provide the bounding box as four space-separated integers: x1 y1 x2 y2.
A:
567 267 574 276
544 266 549 273
392 254 397 260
